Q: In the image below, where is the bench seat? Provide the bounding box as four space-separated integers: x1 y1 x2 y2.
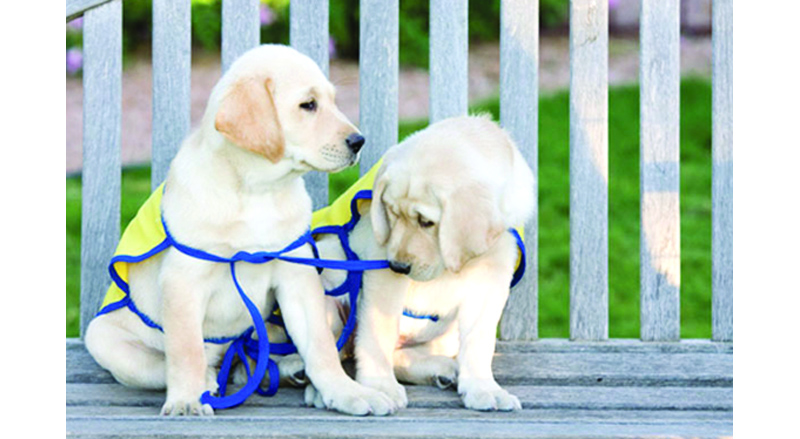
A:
66 339 733 438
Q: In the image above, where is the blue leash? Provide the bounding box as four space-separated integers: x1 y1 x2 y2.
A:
98 189 525 410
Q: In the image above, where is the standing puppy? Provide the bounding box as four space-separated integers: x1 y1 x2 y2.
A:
306 115 534 411
84 45 394 416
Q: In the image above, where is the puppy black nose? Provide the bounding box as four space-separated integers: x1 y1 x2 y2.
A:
345 133 365 154
388 261 411 275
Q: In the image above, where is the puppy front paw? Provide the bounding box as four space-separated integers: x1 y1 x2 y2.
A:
160 398 214 416
458 379 521 412
305 380 398 416
358 376 408 410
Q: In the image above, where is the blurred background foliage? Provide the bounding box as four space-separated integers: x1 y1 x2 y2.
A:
67 0 570 72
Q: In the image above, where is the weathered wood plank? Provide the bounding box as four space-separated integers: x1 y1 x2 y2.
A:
569 0 609 341
639 0 681 341
151 0 191 189
67 383 732 411
495 338 732 354
498 0 539 342
66 407 732 438
291 0 330 209
429 0 468 123
67 340 732 387
66 0 116 21
358 0 399 174
711 0 733 342
222 0 260 74
80 0 122 337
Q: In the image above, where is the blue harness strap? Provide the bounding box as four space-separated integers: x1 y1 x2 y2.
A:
98 188 526 411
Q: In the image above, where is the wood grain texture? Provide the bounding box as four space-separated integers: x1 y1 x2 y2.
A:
498 0 539 341
67 383 731 411
67 408 732 438
151 0 191 189
67 340 732 388
67 337 732 437
222 0 260 74
711 0 733 342
569 0 608 341
358 0 399 175
639 0 681 341
291 0 330 209
429 0 468 123
80 0 122 338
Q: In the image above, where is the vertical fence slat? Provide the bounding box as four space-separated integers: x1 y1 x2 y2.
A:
569 0 608 341
429 0 468 123
639 0 681 341
291 0 330 208
499 0 539 341
222 0 260 74
712 0 733 342
80 0 122 337
359 0 399 174
152 0 191 189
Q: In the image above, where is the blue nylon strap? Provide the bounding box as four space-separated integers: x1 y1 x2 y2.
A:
199 261 276 409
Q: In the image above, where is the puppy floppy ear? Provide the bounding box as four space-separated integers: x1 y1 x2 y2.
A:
438 184 505 273
215 77 284 163
370 165 391 246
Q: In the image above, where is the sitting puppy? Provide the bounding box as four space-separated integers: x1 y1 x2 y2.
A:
84 44 395 416
299 115 534 411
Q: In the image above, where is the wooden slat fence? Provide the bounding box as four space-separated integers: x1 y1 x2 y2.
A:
569 0 609 341
78 0 122 337
69 0 733 346
639 0 681 341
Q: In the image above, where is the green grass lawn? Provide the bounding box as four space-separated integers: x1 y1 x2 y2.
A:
66 78 713 339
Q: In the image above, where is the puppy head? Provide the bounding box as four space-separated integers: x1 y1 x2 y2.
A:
213 45 363 172
371 161 504 281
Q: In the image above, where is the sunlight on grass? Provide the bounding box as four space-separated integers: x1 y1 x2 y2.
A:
66 79 713 339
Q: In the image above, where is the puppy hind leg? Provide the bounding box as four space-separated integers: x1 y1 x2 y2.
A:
85 314 167 390
393 346 458 389
393 326 459 388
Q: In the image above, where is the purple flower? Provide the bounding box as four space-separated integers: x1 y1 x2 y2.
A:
328 37 337 58
68 16 83 30
259 4 275 26
67 48 83 75
609 0 620 9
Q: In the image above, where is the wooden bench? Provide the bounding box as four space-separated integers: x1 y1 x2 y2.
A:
66 0 733 437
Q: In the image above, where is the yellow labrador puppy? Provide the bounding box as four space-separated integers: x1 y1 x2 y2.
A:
305 115 534 411
84 44 395 416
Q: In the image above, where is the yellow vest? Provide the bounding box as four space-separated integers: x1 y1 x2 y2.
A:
98 159 525 318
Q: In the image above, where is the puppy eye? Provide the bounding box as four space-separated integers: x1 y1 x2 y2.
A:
418 217 435 228
299 99 317 112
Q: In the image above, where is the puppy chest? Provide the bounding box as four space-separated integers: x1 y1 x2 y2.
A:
202 263 275 336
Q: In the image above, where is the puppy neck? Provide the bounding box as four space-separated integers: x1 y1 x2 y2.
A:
201 129 309 194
